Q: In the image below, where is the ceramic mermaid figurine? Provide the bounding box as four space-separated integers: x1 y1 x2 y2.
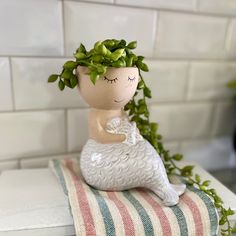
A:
77 66 186 206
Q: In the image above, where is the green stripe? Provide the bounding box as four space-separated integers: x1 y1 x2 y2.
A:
189 186 218 236
90 187 116 236
52 160 68 195
123 190 154 236
170 204 188 236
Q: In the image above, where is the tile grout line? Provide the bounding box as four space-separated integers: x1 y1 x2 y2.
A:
183 61 192 101
195 0 200 11
0 99 233 115
65 109 69 152
61 0 67 56
1 55 236 62
224 18 233 53
8 57 16 111
151 10 160 58
72 0 236 19
2 133 230 164
209 101 218 138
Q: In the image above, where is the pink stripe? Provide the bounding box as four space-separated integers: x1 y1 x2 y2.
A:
137 189 172 236
65 160 96 236
107 191 135 236
182 194 203 236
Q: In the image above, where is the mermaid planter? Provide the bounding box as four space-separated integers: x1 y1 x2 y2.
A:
77 66 186 206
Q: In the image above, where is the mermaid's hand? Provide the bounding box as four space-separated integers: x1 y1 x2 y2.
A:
122 124 136 146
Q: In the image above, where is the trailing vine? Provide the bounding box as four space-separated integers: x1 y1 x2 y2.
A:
48 39 236 235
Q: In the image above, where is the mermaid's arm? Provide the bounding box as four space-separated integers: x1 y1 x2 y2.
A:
89 117 126 144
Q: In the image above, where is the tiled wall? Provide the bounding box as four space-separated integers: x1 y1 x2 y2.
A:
0 0 236 172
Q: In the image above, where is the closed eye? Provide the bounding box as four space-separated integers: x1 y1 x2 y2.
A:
104 76 118 83
128 76 136 82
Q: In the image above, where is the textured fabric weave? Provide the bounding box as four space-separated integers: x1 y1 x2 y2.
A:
50 158 219 236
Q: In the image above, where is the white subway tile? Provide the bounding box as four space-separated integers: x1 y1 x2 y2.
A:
155 12 228 58
116 0 196 11
150 103 213 141
0 0 63 56
0 160 19 173
180 137 233 170
64 1 157 57
144 60 188 102
67 109 89 152
164 141 181 155
0 58 13 111
0 111 66 160
212 102 236 136
11 58 86 110
199 0 236 16
20 153 80 169
188 62 236 101
77 0 113 3
227 19 236 58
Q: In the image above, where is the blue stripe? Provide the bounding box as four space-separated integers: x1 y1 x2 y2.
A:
123 190 154 236
52 160 68 195
170 204 188 236
188 186 219 236
90 187 116 236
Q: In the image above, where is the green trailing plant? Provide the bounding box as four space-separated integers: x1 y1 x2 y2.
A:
227 79 236 100
48 39 236 235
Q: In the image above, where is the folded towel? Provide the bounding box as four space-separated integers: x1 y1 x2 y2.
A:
50 158 219 236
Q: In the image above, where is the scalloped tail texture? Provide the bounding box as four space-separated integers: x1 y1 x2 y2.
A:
80 117 186 206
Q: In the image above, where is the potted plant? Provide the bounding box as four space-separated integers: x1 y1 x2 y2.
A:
48 39 235 235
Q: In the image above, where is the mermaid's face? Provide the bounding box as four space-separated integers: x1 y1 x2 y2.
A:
77 66 139 110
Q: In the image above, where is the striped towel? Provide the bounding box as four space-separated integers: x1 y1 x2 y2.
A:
50 158 219 236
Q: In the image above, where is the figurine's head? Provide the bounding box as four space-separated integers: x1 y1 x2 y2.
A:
77 66 139 110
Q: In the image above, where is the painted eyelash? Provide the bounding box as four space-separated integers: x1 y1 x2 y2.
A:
104 76 118 83
128 77 136 81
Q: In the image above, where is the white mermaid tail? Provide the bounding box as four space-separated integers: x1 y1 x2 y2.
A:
80 117 186 206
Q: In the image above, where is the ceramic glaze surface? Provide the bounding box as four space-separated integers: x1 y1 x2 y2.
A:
80 117 186 206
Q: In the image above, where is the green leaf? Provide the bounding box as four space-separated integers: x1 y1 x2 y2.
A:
202 180 211 187
103 39 115 48
140 62 149 72
232 227 236 233
227 79 236 90
126 56 133 67
94 41 102 51
127 41 137 49
144 86 152 98
58 80 65 91
63 61 78 69
137 80 145 89
90 71 100 85
181 165 194 177
78 43 86 53
112 58 126 67
137 56 144 61
110 49 125 61
74 52 86 60
150 123 158 132
219 216 226 225
64 79 72 88
172 154 183 161
96 65 107 74
48 74 58 83
97 44 108 55
226 208 234 216
70 75 78 88
195 174 201 183
61 69 73 79
92 55 104 63
118 39 126 47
